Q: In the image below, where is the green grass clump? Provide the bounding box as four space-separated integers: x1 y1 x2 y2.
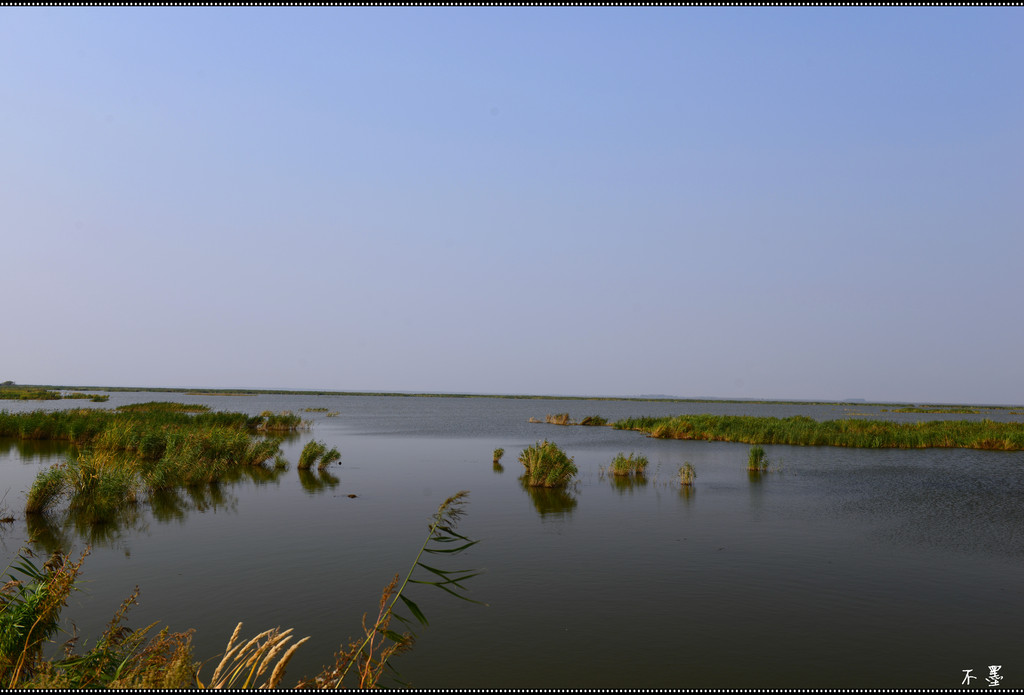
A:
518 441 577 488
492 448 504 464
748 445 768 472
579 415 607 426
679 462 696 486
297 440 326 470
612 413 1024 450
544 413 572 425
7 407 297 522
116 402 210 413
297 440 340 471
257 411 306 432
609 452 648 477
303 407 330 412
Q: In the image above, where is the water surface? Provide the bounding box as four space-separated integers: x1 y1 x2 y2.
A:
2 393 1022 687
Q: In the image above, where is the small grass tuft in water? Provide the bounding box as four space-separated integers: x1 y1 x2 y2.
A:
579 415 607 426
544 413 571 426
492 448 504 464
678 462 696 486
297 440 341 471
518 440 576 488
748 445 769 472
609 452 648 477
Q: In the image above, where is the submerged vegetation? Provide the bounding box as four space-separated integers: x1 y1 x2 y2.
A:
612 414 1024 451
518 441 577 488
2 493 482 689
608 452 648 477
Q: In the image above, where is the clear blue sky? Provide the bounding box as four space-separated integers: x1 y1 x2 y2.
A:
2 7 1021 403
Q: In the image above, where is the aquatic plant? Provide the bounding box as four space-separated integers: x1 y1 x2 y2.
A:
609 452 648 477
544 413 572 426
748 445 769 472
679 462 696 486
492 448 504 465
116 402 210 413
518 441 577 488
579 415 607 426
317 446 341 472
612 413 1024 451
4 492 483 689
297 440 326 470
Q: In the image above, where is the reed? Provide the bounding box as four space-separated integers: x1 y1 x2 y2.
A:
317 446 341 472
116 402 210 413
748 445 769 472
11 407 296 521
579 415 607 426
1 549 195 688
609 452 648 477
679 462 696 486
518 441 577 488
297 440 327 470
4 493 482 689
613 414 1024 450
492 448 505 465
544 413 571 426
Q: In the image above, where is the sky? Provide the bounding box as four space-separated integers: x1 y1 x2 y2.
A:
2 7 1022 404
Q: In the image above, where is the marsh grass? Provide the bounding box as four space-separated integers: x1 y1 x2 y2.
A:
608 452 648 477
544 413 571 426
578 415 608 426
613 413 1024 450
492 448 504 465
5 492 482 689
678 462 696 486
9 408 301 521
116 402 210 414
0 387 100 402
518 441 577 488
748 446 769 472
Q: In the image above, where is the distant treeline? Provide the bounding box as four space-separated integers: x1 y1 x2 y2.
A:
10 384 1023 410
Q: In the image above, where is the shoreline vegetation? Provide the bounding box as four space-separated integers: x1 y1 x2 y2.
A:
1 492 482 688
607 414 1024 451
5 384 1022 410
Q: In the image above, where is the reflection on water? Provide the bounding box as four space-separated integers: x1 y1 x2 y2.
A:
22 462 300 554
519 476 577 518
677 484 695 502
608 473 648 494
298 468 340 494
492 462 504 474
0 437 70 462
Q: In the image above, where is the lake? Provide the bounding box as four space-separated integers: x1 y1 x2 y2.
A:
2 392 1023 688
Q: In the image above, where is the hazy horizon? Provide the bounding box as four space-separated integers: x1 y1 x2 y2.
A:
3 7 1021 405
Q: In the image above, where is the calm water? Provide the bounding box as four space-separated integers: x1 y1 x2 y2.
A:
2 393 1023 688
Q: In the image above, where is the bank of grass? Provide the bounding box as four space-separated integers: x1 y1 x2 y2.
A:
519 441 577 488
0 385 99 401
612 414 1024 450
1 407 304 520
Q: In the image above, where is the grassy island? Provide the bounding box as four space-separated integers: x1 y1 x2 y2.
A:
611 414 1024 450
